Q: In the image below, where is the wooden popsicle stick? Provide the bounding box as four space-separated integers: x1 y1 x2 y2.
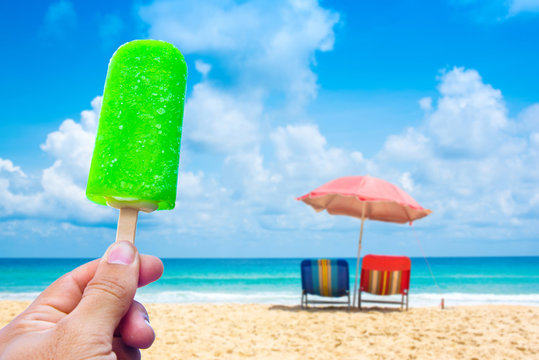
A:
116 207 139 243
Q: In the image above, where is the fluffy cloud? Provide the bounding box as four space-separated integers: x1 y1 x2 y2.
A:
427 68 508 156
2 0 344 240
0 159 25 178
0 97 111 222
451 0 539 20
518 103 539 132
137 0 346 235
40 0 77 40
374 67 539 237
139 0 339 106
3 1 538 256
270 124 365 180
184 82 262 153
194 60 211 77
1 65 537 252
508 0 539 15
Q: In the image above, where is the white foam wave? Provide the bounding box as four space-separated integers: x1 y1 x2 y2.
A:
410 292 539 307
162 274 300 280
1 291 537 308
135 291 539 307
135 290 301 304
0 292 40 301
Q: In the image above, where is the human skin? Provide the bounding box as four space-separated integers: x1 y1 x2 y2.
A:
0 241 163 360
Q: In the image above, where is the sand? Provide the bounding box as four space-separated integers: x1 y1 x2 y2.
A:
0 301 537 359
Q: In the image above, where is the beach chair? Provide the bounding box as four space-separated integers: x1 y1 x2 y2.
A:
359 254 411 311
301 259 350 309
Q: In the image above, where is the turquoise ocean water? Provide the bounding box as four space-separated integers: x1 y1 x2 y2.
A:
0 257 537 308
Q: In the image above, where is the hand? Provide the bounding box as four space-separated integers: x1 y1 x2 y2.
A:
0 241 163 360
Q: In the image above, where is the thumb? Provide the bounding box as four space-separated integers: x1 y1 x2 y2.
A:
70 241 140 335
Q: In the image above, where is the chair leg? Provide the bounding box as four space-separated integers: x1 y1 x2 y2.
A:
406 292 409 311
358 290 362 310
301 292 309 309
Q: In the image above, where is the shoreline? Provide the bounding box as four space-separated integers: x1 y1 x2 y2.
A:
1 301 537 359
2 291 539 308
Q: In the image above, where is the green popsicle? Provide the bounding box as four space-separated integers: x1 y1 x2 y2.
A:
86 40 187 241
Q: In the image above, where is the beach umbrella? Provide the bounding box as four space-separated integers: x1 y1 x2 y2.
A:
296 175 432 307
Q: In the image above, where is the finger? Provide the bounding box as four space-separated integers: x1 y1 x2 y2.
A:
18 259 100 323
26 254 163 320
118 300 155 349
138 255 163 288
112 337 141 360
69 241 140 335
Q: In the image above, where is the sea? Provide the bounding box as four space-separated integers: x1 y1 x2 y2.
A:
0 257 537 308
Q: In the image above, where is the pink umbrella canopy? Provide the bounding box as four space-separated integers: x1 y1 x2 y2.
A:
297 175 432 307
297 175 431 224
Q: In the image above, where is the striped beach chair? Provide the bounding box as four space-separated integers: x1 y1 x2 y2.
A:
359 254 411 310
301 259 350 309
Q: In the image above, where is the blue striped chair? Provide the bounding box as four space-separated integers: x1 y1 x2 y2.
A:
301 259 350 309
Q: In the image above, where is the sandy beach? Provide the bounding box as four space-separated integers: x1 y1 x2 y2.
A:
0 301 537 359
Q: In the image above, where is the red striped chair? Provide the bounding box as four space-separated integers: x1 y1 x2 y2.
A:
359 254 411 310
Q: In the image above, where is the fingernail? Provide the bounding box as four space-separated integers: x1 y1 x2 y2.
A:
143 312 153 331
107 241 136 265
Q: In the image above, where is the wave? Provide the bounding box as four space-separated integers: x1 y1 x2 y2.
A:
2 291 538 308
162 274 300 280
419 275 539 279
0 292 40 301
133 291 539 307
410 292 539 307
134 290 301 304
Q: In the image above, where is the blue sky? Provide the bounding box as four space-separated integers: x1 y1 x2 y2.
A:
1 0 538 258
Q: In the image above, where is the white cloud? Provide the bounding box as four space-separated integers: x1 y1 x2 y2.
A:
498 190 517 216
98 14 125 48
419 97 432 112
380 127 430 162
137 0 345 233
400 172 414 193
223 149 280 202
427 67 508 156
270 124 365 179
3 1 538 255
0 160 47 217
184 82 262 153
41 0 77 39
0 97 111 222
0 159 26 178
139 0 339 107
177 170 205 199
2 0 343 241
372 67 539 236
531 132 539 149
195 60 211 77
41 118 95 182
451 0 539 19
0 180 46 217
508 0 539 15
518 103 539 132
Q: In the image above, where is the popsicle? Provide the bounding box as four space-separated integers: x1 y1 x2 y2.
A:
86 39 188 243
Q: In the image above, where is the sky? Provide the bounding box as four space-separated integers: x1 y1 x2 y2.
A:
0 0 538 258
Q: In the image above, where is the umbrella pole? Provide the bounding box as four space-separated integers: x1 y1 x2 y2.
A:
352 203 367 308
